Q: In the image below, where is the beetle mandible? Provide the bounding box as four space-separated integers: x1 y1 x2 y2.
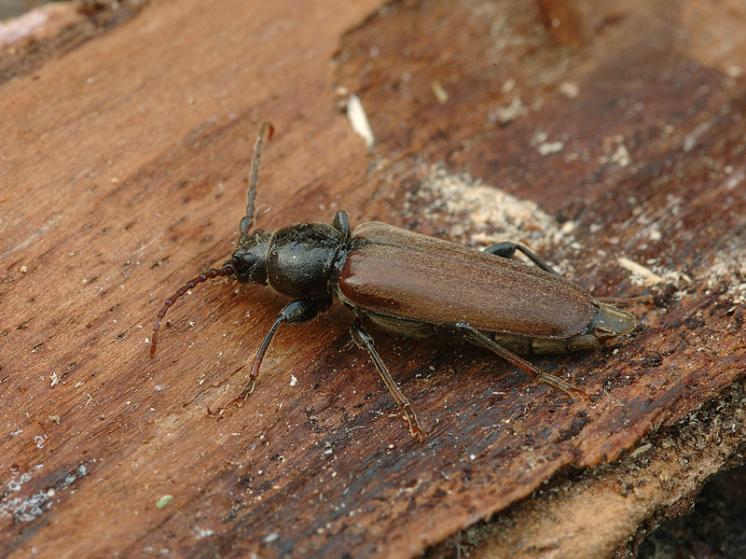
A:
149 123 636 440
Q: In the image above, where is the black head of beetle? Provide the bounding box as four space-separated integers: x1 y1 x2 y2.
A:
231 230 272 285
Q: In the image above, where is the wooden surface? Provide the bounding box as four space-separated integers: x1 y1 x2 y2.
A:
1 1 745 558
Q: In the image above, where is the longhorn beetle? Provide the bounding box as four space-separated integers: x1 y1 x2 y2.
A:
149 123 637 440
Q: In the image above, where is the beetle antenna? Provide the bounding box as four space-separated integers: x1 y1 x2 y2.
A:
149 263 235 358
240 122 275 234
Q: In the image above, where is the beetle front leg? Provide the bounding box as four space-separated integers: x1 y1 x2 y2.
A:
349 321 426 441
231 300 318 406
453 322 588 400
483 242 559 275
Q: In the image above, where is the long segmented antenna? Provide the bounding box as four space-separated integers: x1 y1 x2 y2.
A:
240 122 274 234
149 263 235 358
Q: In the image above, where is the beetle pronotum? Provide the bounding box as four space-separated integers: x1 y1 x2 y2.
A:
150 123 636 440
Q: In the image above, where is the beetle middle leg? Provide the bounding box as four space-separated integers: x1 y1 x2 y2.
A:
453 322 588 399
231 299 318 406
349 321 426 441
483 241 559 275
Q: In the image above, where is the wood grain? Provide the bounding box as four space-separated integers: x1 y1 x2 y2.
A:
1 0 745 558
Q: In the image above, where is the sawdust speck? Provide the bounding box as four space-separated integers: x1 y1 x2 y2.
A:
406 166 578 272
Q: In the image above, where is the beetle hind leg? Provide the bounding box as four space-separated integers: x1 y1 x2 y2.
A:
596 294 653 306
349 322 426 441
484 242 559 275
454 322 588 400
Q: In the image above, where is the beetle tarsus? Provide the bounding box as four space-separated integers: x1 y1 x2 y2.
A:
536 371 589 401
227 379 257 409
454 322 586 400
405 408 427 442
350 321 427 440
483 241 559 275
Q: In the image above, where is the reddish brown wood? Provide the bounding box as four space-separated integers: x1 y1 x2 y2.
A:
0 1 147 85
1 1 745 558
428 381 746 558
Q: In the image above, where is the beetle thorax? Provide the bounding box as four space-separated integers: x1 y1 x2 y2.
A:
266 223 344 300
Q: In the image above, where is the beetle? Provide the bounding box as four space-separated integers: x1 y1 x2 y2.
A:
149 123 637 440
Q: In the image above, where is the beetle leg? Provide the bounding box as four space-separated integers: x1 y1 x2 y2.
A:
453 322 588 400
596 294 653 306
231 300 317 406
331 210 350 240
349 322 426 441
483 242 559 275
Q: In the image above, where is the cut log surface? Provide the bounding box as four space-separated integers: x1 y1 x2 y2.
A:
1 1 745 558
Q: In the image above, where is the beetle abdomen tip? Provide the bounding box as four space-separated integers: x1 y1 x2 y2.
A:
593 303 637 336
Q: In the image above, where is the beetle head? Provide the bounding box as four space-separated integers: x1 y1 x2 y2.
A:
231 229 272 284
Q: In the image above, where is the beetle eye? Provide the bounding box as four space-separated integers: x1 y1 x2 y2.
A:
233 251 257 270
